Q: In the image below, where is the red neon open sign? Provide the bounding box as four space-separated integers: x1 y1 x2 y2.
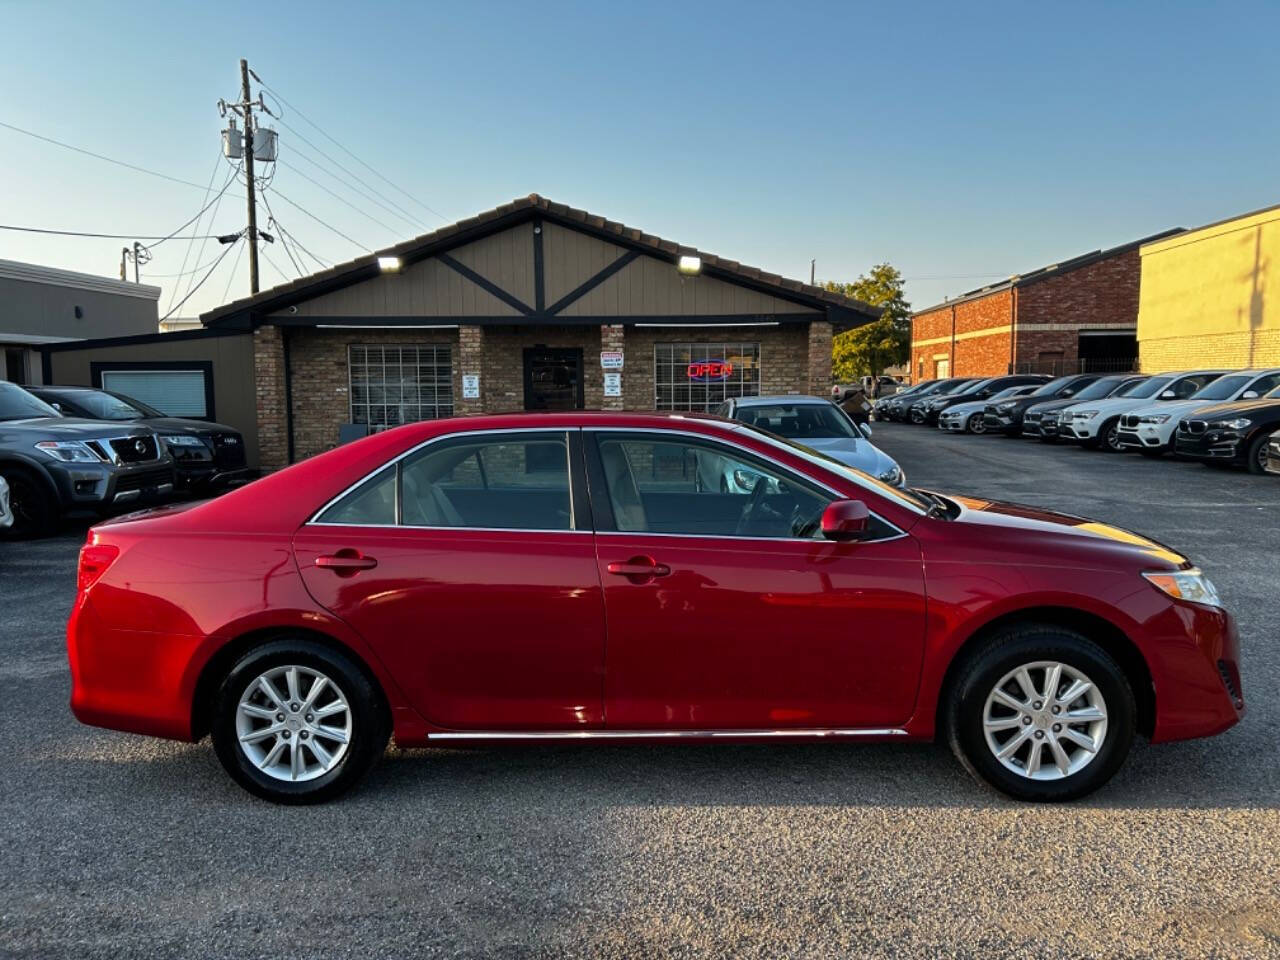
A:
687 360 734 382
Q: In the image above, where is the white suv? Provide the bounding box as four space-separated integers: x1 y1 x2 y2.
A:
1117 368 1280 455
1059 370 1230 452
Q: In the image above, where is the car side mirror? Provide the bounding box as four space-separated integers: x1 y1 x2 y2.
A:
858 422 873 439
1242 390 1259 400
821 499 871 542
50 402 63 412
1160 390 1176 399
1060 389 1075 397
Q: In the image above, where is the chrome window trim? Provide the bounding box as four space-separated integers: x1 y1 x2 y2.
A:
428 728 909 741
583 425 907 543
308 427 578 531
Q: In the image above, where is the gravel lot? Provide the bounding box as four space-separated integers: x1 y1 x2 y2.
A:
2 423 1278 959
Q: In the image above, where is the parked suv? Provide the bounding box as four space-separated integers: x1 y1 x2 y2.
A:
1117 369 1280 456
1173 384 1280 474
1059 370 1229 452
872 379 937 421
1019 375 1146 441
917 374 1050 425
983 374 1100 436
907 378 979 423
0 382 174 538
28 385 253 492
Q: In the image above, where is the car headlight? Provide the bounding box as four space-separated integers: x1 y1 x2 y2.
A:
1212 418 1252 430
34 440 103 463
162 434 207 447
996 402 1015 412
878 464 904 486
1072 409 1099 420
1139 414 1171 424
1142 568 1221 608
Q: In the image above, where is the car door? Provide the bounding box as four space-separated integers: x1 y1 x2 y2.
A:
293 429 606 731
585 429 927 730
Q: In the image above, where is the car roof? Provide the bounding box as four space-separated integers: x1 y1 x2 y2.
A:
29 385 103 394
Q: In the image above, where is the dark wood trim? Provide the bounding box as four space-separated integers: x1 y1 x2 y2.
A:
533 219 545 313
546 251 640 316
263 312 821 329
40 326 247 352
436 252 534 316
89 359 216 421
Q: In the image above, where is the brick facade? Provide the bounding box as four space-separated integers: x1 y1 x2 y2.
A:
910 247 1142 378
270 322 822 464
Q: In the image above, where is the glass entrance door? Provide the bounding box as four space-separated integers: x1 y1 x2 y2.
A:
523 347 584 411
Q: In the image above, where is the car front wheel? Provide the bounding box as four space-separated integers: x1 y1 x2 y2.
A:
1245 432 1270 475
1098 418 1124 452
945 626 1135 802
0 467 56 539
967 414 987 434
211 638 389 804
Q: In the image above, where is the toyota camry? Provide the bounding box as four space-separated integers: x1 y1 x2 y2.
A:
67 412 1244 804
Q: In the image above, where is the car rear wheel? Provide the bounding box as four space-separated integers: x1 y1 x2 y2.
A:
909 409 925 424
211 638 389 804
1245 432 1270 475
967 414 987 434
945 625 1135 802
0 467 56 539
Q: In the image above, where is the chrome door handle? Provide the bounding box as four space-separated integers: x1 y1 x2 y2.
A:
315 552 378 572
606 556 671 580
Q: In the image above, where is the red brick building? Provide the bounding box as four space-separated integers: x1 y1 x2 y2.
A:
910 230 1181 380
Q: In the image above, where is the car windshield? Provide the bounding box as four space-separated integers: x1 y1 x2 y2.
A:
954 378 993 396
1189 374 1252 402
735 403 858 439
937 380 975 396
1109 377 1150 398
1124 376 1174 399
63 390 155 420
0 382 61 421
987 386 1027 401
1027 377 1076 397
1071 378 1131 402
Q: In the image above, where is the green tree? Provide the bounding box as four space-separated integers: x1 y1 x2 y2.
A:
825 263 911 382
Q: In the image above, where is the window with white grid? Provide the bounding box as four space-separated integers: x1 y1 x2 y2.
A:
654 342 761 412
348 344 454 427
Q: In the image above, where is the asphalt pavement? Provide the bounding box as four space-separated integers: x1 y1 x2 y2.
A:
1 422 1277 959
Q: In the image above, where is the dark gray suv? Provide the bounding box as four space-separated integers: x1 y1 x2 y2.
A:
0 382 175 538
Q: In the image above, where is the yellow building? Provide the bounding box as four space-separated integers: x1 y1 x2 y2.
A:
1138 203 1280 371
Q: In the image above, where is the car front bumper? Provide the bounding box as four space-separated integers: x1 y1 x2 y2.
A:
1144 600 1245 743
45 459 175 509
982 412 1018 432
1174 427 1244 462
1061 416 1099 440
936 413 968 432
1118 421 1173 450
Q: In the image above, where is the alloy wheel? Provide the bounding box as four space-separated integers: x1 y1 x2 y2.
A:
968 414 987 434
1104 422 1124 452
235 665 352 782
982 660 1108 781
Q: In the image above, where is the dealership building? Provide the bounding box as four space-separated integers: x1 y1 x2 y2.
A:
183 194 876 470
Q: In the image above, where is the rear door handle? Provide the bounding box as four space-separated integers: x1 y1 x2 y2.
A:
606 556 671 581
315 551 378 572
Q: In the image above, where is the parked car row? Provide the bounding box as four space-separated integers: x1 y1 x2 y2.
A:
0 381 253 539
875 369 1280 475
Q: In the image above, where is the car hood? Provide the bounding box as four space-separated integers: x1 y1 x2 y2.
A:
940 399 989 416
1024 397 1085 416
1125 398 1226 420
0 417 155 440
937 492 1190 570
138 417 238 434
1059 395 1155 417
1181 397 1280 421
798 437 896 474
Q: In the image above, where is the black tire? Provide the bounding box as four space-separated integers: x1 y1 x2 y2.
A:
211 638 389 804
909 409 925 424
944 624 1136 802
0 466 57 539
1097 418 1124 453
967 413 987 435
1244 432 1270 475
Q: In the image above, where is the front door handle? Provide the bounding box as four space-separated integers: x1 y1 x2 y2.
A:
315 550 378 574
606 555 671 582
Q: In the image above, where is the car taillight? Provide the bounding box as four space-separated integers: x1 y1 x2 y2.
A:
77 537 120 592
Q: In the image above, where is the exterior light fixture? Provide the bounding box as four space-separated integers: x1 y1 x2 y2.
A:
677 255 701 276
377 256 402 272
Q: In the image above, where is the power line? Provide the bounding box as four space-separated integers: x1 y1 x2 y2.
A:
266 187 369 252
0 223 230 241
251 72 447 223
143 251 238 279
160 240 239 321
259 246 293 284
166 153 226 312
278 159 403 236
272 115 432 231
284 140 426 232
147 164 241 251
0 119 209 190
277 221 332 272
220 240 247 303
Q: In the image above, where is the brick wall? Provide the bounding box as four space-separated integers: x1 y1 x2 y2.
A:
911 291 1013 378
807 321 834 394
1140 327 1280 372
478 325 607 411
253 326 288 471
1013 248 1140 367
911 307 954 380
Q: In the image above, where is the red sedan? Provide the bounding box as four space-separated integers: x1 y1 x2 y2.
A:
67 412 1244 803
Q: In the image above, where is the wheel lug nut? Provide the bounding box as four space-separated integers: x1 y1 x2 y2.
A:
1022 716 1032 725
275 713 285 723
305 713 314 723
282 730 291 739
290 702 300 712
1033 701 1043 710
300 731 309 740
1034 730 1045 739
1051 706 1060 715
1052 723 1062 733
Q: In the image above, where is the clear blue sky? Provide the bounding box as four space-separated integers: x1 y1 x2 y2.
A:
1 0 1277 319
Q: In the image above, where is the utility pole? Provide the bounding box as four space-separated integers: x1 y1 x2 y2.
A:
240 58 260 295
132 241 142 283
810 259 816 285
